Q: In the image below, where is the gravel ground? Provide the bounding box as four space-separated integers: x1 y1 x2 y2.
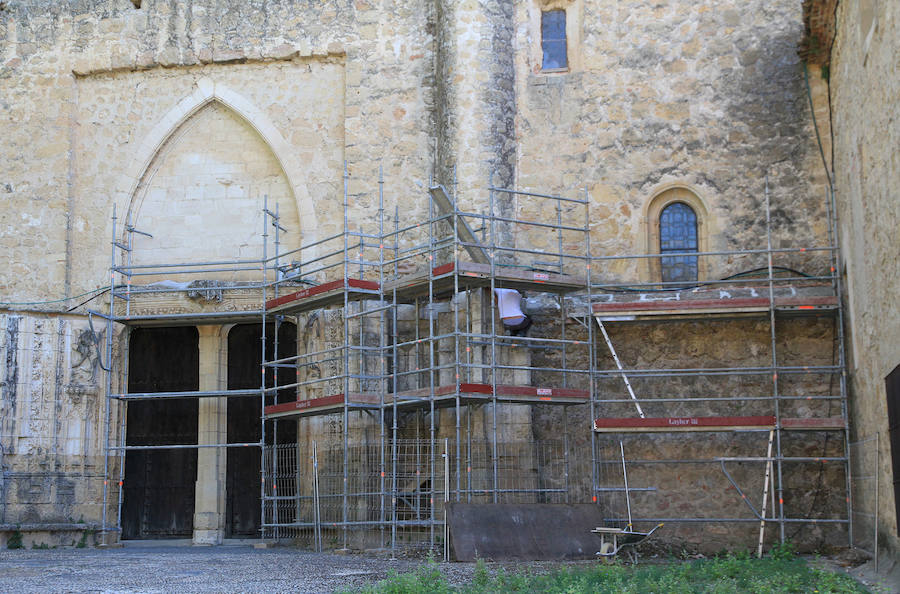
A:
0 544 476 594
3 544 879 593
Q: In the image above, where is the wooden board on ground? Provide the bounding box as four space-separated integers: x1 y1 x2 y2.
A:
447 503 606 561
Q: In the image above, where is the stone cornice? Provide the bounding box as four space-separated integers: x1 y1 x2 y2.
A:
71 46 346 78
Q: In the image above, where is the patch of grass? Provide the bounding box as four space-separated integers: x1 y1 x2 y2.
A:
769 540 796 560
6 528 23 550
76 529 94 549
355 558 453 594
348 550 867 594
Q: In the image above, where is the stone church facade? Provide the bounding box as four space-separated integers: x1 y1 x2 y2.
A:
0 0 894 560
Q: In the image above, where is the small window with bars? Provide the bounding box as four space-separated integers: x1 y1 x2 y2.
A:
541 10 567 70
659 202 698 284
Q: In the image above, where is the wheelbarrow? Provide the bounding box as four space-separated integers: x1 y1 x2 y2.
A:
591 523 664 561
591 441 663 562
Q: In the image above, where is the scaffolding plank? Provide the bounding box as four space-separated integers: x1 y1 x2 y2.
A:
263 393 380 419
265 278 380 314
781 417 846 430
385 261 585 301
388 383 589 407
450 262 585 291
592 295 838 321
593 416 777 432
113 388 259 400
593 416 846 432
114 310 265 327
488 383 590 402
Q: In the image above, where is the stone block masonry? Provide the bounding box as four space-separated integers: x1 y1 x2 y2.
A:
0 0 857 553
828 0 900 560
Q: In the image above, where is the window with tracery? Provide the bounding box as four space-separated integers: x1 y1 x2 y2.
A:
659 202 698 283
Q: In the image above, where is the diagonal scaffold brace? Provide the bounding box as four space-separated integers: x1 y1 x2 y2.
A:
595 318 645 418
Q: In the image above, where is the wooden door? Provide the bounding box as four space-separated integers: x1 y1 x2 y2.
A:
121 327 199 539
225 323 297 538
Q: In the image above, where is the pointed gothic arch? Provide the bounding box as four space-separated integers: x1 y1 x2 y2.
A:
115 78 317 242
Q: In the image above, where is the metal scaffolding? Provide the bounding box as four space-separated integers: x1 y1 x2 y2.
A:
96 198 279 543
586 177 849 549
259 170 594 552
97 169 851 555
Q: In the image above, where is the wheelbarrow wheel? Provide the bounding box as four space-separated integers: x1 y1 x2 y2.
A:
599 542 615 563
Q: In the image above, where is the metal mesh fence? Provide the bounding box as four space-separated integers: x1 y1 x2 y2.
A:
262 438 629 553
849 434 879 567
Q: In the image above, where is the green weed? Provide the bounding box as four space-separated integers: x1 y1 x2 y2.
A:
6 528 23 550
346 553 868 594
769 540 796 561
76 529 94 549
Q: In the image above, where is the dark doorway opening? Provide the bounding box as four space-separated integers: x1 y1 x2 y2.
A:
225 322 297 538
886 363 900 535
122 327 199 540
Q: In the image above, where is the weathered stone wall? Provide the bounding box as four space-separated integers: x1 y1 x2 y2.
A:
433 0 516 204
0 0 434 303
0 0 433 546
512 0 833 283
0 0 852 552
527 302 844 552
75 69 318 281
0 0 841 300
829 0 900 558
590 316 844 553
0 312 125 545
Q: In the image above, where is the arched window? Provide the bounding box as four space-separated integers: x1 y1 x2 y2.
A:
659 202 698 283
